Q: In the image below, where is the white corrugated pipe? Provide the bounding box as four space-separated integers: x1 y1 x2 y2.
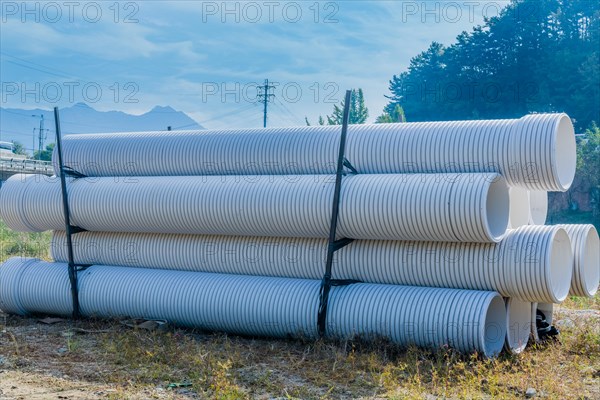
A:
504 298 532 354
557 224 600 297
51 225 572 304
0 172 509 243
0 258 507 357
53 114 576 191
508 187 530 229
528 191 548 225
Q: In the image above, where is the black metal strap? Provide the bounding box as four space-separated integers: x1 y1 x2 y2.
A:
54 107 87 319
343 158 358 175
62 167 86 179
536 310 559 340
68 225 88 234
317 90 360 337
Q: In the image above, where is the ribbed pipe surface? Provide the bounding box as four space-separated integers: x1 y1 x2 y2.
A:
504 297 531 354
53 114 576 191
0 172 509 243
51 225 571 303
0 258 507 357
528 191 548 225
0 257 73 316
557 224 600 297
501 226 572 303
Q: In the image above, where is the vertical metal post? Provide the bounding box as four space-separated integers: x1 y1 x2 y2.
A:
317 90 353 337
53 107 81 319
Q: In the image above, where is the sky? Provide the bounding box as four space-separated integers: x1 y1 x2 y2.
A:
0 1 507 130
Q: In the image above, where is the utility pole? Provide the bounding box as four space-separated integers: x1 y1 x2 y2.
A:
257 79 275 128
32 128 36 159
32 114 46 159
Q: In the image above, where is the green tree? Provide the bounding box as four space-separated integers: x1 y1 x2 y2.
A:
325 88 369 125
384 0 599 130
11 141 28 156
33 143 55 161
376 104 406 123
305 115 325 126
576 123 600 217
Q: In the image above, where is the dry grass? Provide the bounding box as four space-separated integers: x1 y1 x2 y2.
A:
563 294 600 311
0 303 598 399
0 220 51 261
0 220 599 399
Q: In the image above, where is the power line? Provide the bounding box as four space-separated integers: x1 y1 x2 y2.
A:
272 99 305 126
274 97 304 126
174 102 259 130
270 102 297 126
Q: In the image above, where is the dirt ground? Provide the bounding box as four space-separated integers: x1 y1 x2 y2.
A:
0 306 598 400
0 315 185 399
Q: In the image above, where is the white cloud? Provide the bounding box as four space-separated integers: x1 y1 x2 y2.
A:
0 1 504 127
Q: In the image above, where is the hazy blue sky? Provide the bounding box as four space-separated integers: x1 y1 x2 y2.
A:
0 1 507 129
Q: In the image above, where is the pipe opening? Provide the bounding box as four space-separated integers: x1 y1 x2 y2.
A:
553 115 577 190
549 228 573 302
582 227 600 296
483 295 506 357
485 177 510 241
504 298 531 354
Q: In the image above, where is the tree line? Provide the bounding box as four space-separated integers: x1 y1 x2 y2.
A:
308 0 598 220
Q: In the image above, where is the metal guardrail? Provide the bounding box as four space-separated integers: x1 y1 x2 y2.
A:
0 157 54 176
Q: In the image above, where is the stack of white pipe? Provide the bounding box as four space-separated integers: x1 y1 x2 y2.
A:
0 173 509 243
0 113 593 357
49 225 572 304
52 113 576 192
0 258 507 357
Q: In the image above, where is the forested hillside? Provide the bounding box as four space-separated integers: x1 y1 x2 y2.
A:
384 0 599 225
384 0 599 131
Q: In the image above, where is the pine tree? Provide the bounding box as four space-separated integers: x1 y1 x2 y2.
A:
325 88 369 125
376 104 406 123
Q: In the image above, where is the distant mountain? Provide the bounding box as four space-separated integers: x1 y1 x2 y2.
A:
0 103 204 152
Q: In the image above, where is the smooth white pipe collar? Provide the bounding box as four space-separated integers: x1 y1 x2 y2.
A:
528 191 548 225
552 115 577 191
508 187 530 229
546 228 574 303
504 297 531 354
